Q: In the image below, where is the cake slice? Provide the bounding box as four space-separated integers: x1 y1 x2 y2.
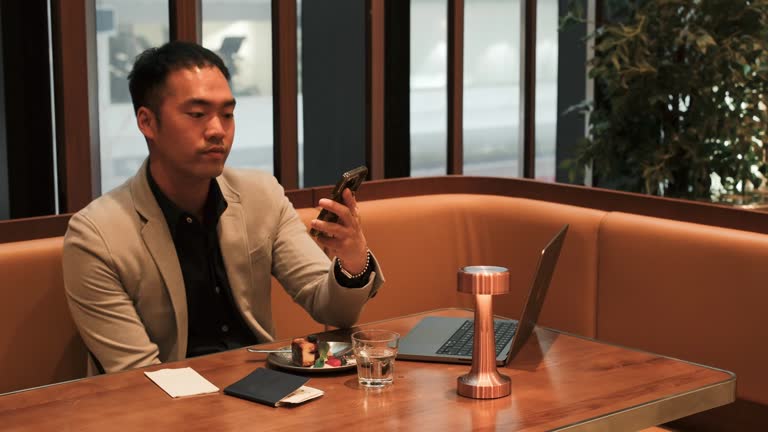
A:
291 336 318 367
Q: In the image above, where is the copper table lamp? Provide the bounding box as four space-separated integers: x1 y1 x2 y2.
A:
456 266 511 399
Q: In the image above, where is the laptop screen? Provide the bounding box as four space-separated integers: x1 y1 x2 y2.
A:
503 224 568 364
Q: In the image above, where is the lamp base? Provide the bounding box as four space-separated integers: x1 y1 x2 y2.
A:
457 371 511 399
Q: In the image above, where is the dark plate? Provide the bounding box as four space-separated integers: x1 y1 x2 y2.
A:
266 341 356 374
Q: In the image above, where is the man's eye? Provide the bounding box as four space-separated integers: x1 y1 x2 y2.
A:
187 112 205 118
223 112 234 119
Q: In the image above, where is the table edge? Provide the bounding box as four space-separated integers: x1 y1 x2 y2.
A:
553 377 736 431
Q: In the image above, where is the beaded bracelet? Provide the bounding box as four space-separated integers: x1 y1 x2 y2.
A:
338 249 371 279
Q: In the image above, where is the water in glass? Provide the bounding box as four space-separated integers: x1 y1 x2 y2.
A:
355 347 397 387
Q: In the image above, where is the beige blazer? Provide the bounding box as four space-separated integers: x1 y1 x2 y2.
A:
62 160 384 373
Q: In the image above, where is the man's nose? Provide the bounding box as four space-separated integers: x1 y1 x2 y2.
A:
205 116 226 141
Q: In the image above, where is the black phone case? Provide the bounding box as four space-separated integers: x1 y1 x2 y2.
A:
309 166 368 237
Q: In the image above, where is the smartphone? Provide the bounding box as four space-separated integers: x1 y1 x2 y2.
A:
309 165 368 237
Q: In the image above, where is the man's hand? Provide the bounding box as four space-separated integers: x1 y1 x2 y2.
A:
310 188 368 274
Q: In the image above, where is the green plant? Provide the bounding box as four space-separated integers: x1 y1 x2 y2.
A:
567 0 768 200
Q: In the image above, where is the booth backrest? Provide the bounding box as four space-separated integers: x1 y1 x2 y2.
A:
596 212 768 406
0 237 86 394
271 195 606 340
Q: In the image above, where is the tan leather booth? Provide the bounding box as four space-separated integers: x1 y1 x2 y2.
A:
2 192 768 429
0 237 86 394
597 212 768 407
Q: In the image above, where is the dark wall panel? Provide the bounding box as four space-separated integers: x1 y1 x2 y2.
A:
555 0 588 183
1 2 56 218
383 0 410 178
302 0 368 187
0 1 8 219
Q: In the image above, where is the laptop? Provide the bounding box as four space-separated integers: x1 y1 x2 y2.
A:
397 224 568 366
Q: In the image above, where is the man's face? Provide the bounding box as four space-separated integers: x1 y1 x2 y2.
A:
139 66 236 182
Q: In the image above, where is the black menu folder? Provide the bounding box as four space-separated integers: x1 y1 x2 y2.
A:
223 367 309 407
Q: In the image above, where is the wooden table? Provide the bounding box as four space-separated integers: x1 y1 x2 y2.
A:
0 309 734 431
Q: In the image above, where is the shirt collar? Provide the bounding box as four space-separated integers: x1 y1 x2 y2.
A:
146 161 228 237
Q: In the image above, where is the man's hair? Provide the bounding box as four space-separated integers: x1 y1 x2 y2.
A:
127 41 230 116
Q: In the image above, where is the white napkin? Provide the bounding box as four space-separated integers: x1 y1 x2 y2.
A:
145 367 219 398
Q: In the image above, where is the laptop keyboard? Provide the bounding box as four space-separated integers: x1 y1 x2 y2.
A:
436 320 518 357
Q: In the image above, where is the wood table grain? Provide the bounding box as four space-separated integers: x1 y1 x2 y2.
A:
0 309 734 431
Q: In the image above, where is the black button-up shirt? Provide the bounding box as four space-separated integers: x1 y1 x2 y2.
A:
147 165 374 358
147 166 258 358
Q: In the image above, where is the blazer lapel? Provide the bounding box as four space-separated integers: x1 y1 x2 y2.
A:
130 159 188 358
218 203 251 302
217 175 273 341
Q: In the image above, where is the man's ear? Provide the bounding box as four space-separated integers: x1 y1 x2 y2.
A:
136 107 158 141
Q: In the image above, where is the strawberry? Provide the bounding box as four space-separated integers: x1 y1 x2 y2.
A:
326 356 342 367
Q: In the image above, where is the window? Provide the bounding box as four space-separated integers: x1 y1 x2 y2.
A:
202 0 274 175
462 0 521 177
534 1 559 182
95 0 169 193
410 0 448 177
461 1 559 180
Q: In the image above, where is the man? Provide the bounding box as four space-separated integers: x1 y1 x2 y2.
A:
62 41 384 374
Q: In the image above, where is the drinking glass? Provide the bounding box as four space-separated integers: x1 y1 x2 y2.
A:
351 329 400 388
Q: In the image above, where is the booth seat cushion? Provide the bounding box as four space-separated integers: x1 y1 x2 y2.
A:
297 194 606 337
0 237 86 394
596 212 768 405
